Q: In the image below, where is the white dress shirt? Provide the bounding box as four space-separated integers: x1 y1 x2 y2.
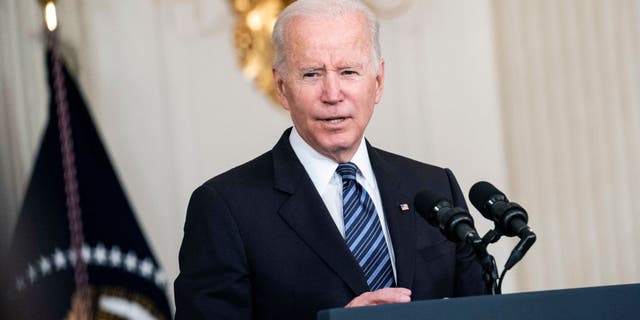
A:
289 127 397 280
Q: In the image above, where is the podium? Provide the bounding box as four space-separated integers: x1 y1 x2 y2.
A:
317 283 640 320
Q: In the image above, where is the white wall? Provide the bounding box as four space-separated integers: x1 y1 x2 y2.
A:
0 0 49 253
493 0 640 291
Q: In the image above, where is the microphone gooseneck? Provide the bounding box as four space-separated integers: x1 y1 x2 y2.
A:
414 190 500 294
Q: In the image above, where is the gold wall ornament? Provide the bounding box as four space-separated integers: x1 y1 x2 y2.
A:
228 0 413 107
229 0 293 105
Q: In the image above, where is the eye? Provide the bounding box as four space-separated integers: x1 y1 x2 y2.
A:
341 70 358 76
303 72 319 78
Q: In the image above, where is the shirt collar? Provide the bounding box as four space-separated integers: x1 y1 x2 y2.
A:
289 126 376 194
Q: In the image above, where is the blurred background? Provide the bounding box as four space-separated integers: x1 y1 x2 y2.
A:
2 0 639 311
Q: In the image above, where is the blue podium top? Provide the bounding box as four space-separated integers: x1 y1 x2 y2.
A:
318 283 640 320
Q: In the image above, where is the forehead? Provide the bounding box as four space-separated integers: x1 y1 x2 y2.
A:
283 13 372 67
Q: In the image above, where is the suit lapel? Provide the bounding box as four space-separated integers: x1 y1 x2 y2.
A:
367 144 417 289
272 129 369 295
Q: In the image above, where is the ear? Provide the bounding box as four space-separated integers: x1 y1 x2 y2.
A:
273 67 290 110
374 59 385 104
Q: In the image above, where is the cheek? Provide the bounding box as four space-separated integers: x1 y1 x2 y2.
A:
287 96 316 127
290 88 320 115
357 106 374 129
350 85 377 117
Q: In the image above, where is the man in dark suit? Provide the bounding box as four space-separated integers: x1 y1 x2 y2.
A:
174 0 485 319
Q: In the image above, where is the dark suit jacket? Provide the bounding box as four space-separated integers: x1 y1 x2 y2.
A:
174 128 485 320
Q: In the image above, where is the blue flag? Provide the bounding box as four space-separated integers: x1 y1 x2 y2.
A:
2 50 172 319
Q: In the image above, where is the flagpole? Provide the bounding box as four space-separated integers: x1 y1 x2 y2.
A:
43 1 92 319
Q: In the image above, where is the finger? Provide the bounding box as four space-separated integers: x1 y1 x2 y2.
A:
346 287 412 307
370 287 412 304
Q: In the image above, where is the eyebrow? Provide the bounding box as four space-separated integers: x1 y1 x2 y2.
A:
300 66 325 73
299 64 364 72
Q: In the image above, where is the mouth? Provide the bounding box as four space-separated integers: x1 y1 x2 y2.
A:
320 116 348 124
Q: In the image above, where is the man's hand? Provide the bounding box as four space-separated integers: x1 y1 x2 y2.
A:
345 287 412 307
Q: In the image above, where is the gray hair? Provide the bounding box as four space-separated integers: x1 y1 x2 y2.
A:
272 0 381 74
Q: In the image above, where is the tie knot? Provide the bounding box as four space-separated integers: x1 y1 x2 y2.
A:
336 162 358 181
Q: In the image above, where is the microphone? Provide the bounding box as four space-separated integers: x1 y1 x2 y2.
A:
413 190 481 245
469 181 533 238
469 181 536 269
414 189 501 293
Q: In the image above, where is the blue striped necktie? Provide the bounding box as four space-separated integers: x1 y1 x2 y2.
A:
336 162 394 291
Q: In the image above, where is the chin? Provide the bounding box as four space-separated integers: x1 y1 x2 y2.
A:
322 141 359 159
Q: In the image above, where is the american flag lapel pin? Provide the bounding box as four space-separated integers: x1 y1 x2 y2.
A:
399 203 410 212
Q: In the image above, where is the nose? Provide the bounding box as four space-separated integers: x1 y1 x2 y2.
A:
321 72 343 105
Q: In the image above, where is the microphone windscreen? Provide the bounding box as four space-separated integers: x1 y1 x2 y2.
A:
414 189 449 215
469 181 503 210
